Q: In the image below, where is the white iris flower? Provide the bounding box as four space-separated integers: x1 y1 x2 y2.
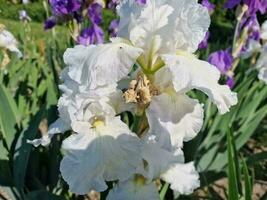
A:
29 0 238 197
117 0 237 150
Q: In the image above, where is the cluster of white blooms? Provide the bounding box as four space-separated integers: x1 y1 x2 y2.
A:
29 0 237 199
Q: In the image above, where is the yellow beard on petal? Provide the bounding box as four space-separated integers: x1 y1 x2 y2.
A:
92 117 105 129
134 174 146 186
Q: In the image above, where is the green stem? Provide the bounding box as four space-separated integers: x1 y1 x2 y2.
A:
131 114 143 135
160 183 169 200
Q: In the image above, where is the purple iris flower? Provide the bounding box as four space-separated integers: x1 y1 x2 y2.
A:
208 50 235 88
79 2 104 45
224 0 241 9
199 31 210 49
77 25 104 46
88 3 103 25
208 50 234 74
44 16 57 30
226 77 235 89
109 19 119 37
49 0 81 16
201 0 215 13
240 14 261 41
244 0 267 14
224 0 267 14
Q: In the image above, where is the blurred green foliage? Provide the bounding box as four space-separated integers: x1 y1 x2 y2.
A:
0 0 46 22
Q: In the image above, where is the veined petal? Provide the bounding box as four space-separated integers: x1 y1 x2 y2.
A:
107 177 160 200
60 133 107 194
137 135 180 181
146 93 203 149
162 54 238 114
165 0 210 53
63 42 142 90
60 117 141 194
161 162 200 195
117 0 210 54
118 0 173 53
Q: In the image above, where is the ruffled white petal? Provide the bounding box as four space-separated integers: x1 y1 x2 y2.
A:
161 162 200 195
165 0 210 53
162 54 238 114
137 135 179 181
107 178 160 200
63 42 142 90
261 20 267 40
258 67 267 84
256 46 267 84
146 93 203 148
60 133 107 194
118 0 173 54
0 29 22 58
60 117 141 194
117 0 210 54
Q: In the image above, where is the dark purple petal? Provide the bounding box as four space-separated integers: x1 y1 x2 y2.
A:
240 14 260 41
226 77 235 89
44 16 57 30
108 19 119 37
201 0 215 13
244 0 262 14
198 31 210 49
208 50 233 74
77 24 104 46
49 0 81 16
259 0 267 14
224 0 241 9
88 3 103 25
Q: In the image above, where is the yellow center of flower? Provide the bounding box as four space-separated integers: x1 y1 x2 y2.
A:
134 174 146 186
92 117 105 129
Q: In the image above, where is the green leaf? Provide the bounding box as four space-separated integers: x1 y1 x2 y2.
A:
242 159 252 200
0 142 8 160
13 107 46 190
231 129 242 195
160 183 169 200
0 84 20 149
0 160 12 186
227 130 239 200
